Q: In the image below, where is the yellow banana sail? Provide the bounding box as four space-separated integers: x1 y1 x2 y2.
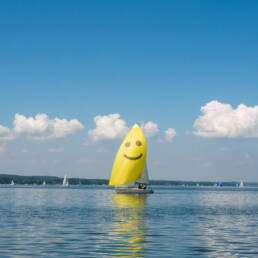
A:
109 124 147 186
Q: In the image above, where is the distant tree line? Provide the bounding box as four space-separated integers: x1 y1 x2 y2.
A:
0 174 108 185
0 174 257 186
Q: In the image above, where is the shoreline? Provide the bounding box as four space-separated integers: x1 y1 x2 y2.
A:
0 174 256 187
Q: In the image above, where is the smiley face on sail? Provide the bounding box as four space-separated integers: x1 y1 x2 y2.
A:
124 139 144 160
109 124 147 186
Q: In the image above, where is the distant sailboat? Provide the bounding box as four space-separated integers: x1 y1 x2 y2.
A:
62 175 69 187
42 180 46 186
239 180 244 188
10 180 15 186
109 124 154 194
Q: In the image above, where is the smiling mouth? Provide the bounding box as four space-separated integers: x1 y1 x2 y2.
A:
124 153 143 160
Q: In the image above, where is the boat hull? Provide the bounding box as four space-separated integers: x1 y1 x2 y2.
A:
115 187 154 194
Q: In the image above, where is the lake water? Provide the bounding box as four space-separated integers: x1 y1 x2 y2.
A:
0 185 258 257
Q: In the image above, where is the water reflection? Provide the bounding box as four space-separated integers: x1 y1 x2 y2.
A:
193 190 258 257
109 194 147 257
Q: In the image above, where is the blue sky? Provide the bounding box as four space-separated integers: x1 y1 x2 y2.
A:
1 1 258 181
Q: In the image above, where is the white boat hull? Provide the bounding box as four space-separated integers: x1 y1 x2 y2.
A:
115 187 154 194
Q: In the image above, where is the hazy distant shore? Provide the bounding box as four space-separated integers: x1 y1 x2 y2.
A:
0 174 257 187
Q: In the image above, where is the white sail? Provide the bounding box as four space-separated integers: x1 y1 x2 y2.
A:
239 180 244 188
10 180 15 186
62 175 69 186
42 181 46 185
135 163 150 185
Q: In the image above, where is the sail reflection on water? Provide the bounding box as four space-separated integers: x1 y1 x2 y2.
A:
109 194 147 257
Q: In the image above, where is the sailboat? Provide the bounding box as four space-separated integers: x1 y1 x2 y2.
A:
62 175 69 187
10 180 15 186
239 180 244 188
42 180 46 186
109 124 154 194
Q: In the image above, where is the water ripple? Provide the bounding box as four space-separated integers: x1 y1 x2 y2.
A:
0 186 258 257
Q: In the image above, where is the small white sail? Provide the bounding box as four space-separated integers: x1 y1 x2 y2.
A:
62 175 69 187
42 181 46 186
10 180 15 186
135 163 150 185
239 180 244 188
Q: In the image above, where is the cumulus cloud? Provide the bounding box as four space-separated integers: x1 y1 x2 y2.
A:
88 113 162 142
0 125 15 141
165 128 176 142
88 114 129 141
140 121 159 138
87 113 175 144
13 113 84 140
194 100 258 138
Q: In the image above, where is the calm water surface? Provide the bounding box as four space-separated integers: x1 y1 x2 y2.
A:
0 185 258 257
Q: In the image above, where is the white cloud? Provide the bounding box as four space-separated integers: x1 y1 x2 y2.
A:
165 128 176 142
0 125 15 141
87 113 173 144
88 114 129 141
194 100 258 138
0 144 7 152
13 113 84 140
140 121 159 138
0 125 11 135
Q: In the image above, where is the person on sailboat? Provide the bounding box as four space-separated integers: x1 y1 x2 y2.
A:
138 183 147 190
